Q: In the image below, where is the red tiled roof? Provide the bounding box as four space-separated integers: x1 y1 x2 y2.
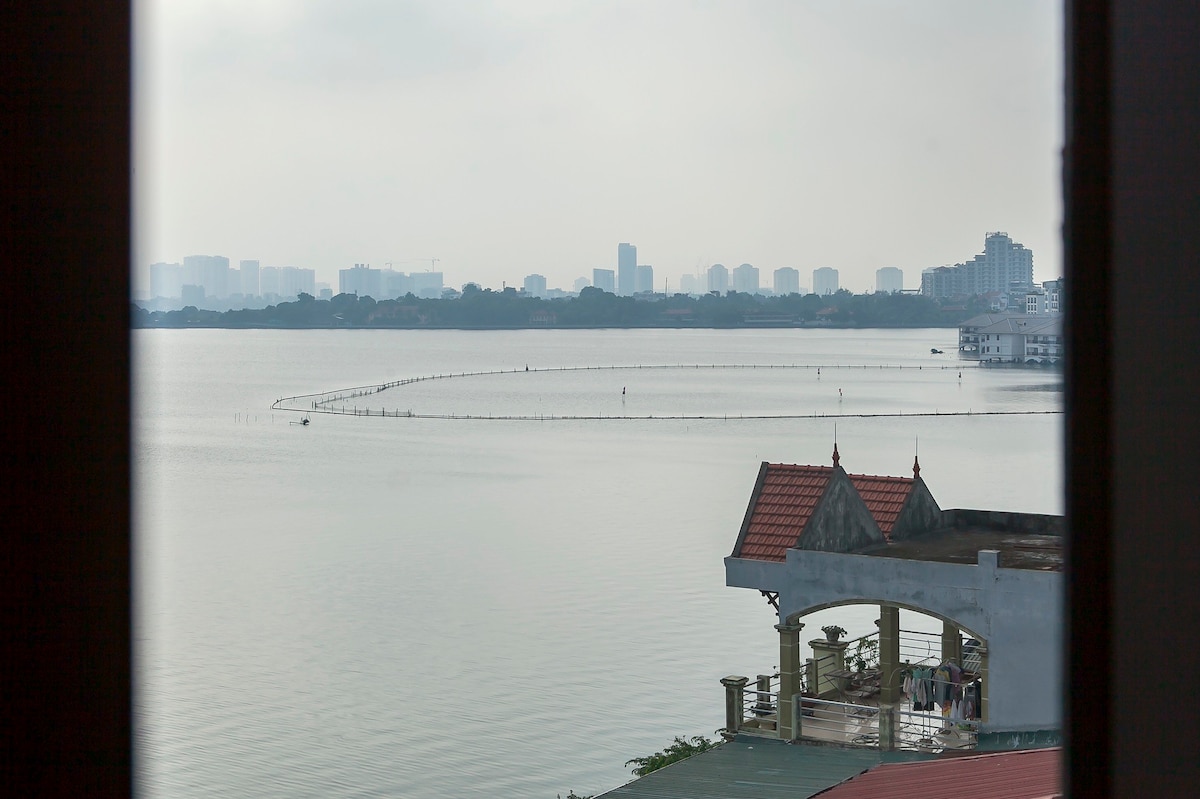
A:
814 747 1061 799
737 464 834 561
848 473 915 539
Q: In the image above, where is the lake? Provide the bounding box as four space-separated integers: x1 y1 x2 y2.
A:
133 328 1062 798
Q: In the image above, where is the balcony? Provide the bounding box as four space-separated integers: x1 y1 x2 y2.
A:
722 628 985 753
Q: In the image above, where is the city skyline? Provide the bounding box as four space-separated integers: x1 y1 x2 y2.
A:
133 2 1062 297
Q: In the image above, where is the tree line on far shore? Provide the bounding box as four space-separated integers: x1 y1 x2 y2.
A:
132 285 992 329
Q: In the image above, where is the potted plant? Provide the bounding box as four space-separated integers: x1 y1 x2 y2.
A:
821 625 846 642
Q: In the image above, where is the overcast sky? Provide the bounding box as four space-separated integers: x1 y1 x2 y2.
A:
133 1 1063 295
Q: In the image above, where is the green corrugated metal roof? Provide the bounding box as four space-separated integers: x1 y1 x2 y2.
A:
595 737 925 799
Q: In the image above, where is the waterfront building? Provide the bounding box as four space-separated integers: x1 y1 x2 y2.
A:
707 263 729 294
618 242 637 296
813 267 839 296
149 262 182 299
593 268 615 294
875 266 903 294
732 263 760 295
721 448 1063 751
679 274 699 295
635 264 654 294
573 276 590 292
523 273 547 298
773 267 800 296
962 313 1063 363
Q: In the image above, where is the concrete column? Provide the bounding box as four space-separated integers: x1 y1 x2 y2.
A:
878 605 901 705
721 676 749 741
941 620 962 665
775 621 803 740
877 704 897 751
809 639 849 699
978 646 990 723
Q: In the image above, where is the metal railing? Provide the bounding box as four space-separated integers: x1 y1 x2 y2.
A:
795 696 882 747
894 708 980 751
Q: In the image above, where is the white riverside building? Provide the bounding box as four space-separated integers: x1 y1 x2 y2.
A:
957 312 1063 363
773 267 800 296
921 232 1035 299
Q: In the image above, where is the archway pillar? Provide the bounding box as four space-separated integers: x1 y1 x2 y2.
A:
878 605 901 705
942 620 963 665
775 621 803 740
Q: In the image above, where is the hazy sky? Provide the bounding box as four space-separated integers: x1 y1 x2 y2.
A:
134 1 1063 295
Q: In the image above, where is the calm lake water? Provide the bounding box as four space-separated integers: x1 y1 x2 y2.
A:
133 328 1063 798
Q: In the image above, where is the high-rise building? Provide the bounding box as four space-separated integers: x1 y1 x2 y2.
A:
382 268 413 298
813 267 839 296
182 255 231 298
592 268 615 294
635 264 654 294
260 266 281 297
707 263 729 294
239 260 260 297
411 272 444 298
523 274 547 298
773 267 800 296
149 262 182 299
920 232 1035 299
279 266 315 298
732 263 760 295
679 274 699 295
617 243 637 296
573 276 590 292
339 263 382 298
876 266 903 294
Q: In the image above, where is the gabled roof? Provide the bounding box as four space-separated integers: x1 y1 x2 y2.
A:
734 464 834 561
812 747 1061 799
848 474 915 539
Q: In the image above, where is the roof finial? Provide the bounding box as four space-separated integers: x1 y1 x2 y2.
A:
832 424 840 468
913 437 920 478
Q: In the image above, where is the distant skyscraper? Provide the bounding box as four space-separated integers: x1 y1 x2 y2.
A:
339 263 382 298
279 266 315 298
411 272 444 298
635 264 654 294
876 266 903 294
260 266 281 297
706 263 729 294
679 274 699 295
573 276 590 292
813 267 839 296
732 263 760 295
239 260 260 297
149 262 182 299
182 255 231 298
523 273 547 298
618 243 637 296
593 268 615 294
773 267 800 296
920 232 1034 299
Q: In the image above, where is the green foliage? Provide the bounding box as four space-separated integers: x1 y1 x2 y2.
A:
132 287 971 329
624 735 717 777
849 637 879 672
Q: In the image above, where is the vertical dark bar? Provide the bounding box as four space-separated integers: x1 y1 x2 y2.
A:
1108 1 1200 797
1063 0 1111 796
2 3 132 797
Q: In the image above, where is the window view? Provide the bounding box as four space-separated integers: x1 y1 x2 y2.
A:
133 2 1063 796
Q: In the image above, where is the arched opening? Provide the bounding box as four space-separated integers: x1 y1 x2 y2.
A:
763 600 988 751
